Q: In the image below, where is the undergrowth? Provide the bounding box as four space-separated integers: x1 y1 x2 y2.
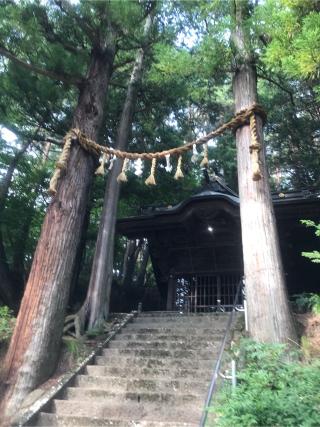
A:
0 306 15 342
211 339 320 427
292 293 320 315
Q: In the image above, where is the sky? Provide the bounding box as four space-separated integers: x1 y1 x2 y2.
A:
0 126 17 144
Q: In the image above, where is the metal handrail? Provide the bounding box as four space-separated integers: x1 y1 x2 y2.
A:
199 277 244 427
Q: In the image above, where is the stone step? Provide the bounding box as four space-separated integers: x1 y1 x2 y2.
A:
31 311 233 427
134 313 234 320
85 364 211 380
51 399 202 423
138 311 227 317
123 326 227 334
74 375 209 394
101 347 217 359
35 413 198 427
94 355 216 370
115 332 226 341
107 339 222 350
62 386 204 405
132 319 230 327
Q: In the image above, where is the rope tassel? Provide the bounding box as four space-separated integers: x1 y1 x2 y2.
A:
191 144 199 163
249 114 262 181
117 158 129 183
174 155 184 180
48 132 73 195
145 158 157 186
200 143 209 168
108 155 116 170
165 154 172 172
95 153 109 176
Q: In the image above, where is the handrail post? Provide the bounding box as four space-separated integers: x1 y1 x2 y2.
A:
242 278 248 331
199 277 243 427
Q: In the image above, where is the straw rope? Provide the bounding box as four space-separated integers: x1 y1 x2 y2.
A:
249 113 262 181
48 103 266 193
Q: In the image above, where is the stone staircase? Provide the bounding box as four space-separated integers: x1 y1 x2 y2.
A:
32 312 240 427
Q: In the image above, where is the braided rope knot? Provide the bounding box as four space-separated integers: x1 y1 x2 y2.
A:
249 113 263 181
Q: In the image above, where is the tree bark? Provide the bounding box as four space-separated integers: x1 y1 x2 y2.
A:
122 239 142 289
136 241 149 288
121 239 138 286
80 11 154 331
121 239 134 284
0 44 115 422
232 0 297 343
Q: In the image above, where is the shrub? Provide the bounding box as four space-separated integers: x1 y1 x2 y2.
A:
212 339 320 427
292 293 320 315
301 220 320 263
0 305 15 341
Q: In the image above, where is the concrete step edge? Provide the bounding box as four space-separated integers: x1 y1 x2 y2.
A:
94 355 217 365
85 365 212 376
63 387 204 402
75 374 209 387
36 412 198 427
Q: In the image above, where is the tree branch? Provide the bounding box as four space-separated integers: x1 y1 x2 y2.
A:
256 67 295 107
54 0 98 45
113 57 135 70
35 6 86 55
0 45 82 86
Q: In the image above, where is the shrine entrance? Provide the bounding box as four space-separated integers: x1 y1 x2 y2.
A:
172 272 243 313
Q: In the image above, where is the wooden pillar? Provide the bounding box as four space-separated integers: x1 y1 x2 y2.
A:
166 275 176 311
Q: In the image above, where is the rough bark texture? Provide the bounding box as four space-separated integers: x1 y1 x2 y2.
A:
80 12 154 331
0 45 115 422
121 239 134 284
136 242 149 288
122 240 142 288
121 239 139 286
232 0 297 343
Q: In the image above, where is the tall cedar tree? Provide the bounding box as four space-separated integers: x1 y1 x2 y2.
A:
0 2 147 422
231 0 297 343
79 8 155 331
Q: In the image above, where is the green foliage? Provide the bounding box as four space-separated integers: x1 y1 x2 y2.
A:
213 339 320 427
301 220 320 263
308 294 320 314
292 292 320 314
62 337 86 361
0 305 15 341
256 0 320 83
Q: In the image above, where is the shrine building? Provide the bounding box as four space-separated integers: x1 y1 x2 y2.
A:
117 176 320 312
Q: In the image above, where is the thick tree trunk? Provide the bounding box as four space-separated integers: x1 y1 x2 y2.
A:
232 0 297 343
136 241 149 288
80 12 154 331
121 239 138 286
0 45 115 422
122 239 142 289
121 239 134 283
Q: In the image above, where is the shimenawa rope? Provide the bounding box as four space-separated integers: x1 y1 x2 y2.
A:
48 103 266 194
